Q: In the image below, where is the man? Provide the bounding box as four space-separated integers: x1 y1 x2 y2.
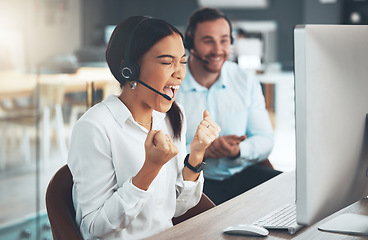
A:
176 7 281 205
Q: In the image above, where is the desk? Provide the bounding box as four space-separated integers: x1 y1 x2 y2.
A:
147 172 368 240
0 67 119 101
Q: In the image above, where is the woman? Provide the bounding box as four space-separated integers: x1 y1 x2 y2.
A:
67 16 220 239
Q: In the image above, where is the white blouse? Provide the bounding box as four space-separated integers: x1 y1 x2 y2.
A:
67 95 204 240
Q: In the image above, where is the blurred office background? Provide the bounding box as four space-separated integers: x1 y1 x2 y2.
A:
0 0 367 239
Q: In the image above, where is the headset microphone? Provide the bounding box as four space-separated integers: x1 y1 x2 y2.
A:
136 79 172 101
191 53 209 64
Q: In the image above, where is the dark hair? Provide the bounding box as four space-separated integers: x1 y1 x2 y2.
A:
106 16 183 139
184 7 234 50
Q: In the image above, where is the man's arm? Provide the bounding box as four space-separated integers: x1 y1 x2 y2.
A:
238 80 274 161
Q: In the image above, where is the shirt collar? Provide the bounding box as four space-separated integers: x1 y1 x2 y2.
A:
181 61 229 92
102 95 166 129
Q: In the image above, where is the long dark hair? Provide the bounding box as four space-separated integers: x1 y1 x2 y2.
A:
106 16 183 140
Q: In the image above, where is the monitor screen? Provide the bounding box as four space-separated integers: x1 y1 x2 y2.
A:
294 25 368 228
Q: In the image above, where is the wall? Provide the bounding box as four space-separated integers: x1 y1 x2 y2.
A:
81 0 344 67
82 0 304 67
0 0 348 72
220 0 303 68
0 0 82 72
303 0 342 24
81 0 199 47
0 0 346 72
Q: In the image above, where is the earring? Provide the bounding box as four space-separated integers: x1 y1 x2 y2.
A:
130 81 137 89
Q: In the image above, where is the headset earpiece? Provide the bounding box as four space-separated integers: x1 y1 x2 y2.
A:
184 29 193 50
119 62 140 81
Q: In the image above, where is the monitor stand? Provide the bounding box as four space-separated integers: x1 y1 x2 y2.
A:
318 114 368 235
318 213 368 236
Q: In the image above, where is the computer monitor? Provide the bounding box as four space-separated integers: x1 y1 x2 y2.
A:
294 25 368 234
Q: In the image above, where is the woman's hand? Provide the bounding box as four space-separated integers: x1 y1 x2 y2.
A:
183 110 220 181
190 110 221 158
145 130 179 167
132 130 178 190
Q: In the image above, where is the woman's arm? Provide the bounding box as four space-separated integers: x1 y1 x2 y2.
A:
68 120 152 238
173 109 219 216
239 80 273 161
132 130 179 190
183 110 221 181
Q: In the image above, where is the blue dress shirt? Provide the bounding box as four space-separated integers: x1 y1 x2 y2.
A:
176 61 274 180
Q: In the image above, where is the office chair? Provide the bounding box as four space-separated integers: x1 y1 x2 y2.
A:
46 164 215 238
172 192 216 225
257 158 274 169
45 164 83 240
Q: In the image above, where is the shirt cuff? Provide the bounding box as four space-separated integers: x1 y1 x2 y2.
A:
178 171 204 198
117 177 153 204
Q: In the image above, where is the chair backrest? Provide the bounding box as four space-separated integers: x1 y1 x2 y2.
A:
256 158 274 169
172 193 216 225
46 164 216 237
46 164 83 240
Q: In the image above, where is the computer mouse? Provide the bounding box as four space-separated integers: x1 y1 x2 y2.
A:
223 224 269 237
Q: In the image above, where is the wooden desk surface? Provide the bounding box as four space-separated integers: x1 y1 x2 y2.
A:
147 172 368 240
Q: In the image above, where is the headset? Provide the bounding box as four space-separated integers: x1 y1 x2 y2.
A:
118 16 172 101
184 15 234 51
119 17 152 81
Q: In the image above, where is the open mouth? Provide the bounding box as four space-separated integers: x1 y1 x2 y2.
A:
163 85 180 99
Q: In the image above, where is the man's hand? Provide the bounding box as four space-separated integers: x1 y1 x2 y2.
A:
204 135 246 159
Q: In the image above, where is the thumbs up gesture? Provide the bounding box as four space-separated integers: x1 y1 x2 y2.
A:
190 110 221 155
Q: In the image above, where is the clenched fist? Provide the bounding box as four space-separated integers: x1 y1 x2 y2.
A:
145 130 179 168
132 130 179 190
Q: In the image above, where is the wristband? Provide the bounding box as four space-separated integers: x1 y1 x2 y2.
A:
184 154 206 173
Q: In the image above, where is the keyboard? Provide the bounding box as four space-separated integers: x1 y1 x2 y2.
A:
253 204 305 234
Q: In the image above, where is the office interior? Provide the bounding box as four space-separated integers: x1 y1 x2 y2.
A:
0 0 366 239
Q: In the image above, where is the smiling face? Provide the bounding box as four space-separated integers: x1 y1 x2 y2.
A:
191 18 231 74
135 32 186 113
